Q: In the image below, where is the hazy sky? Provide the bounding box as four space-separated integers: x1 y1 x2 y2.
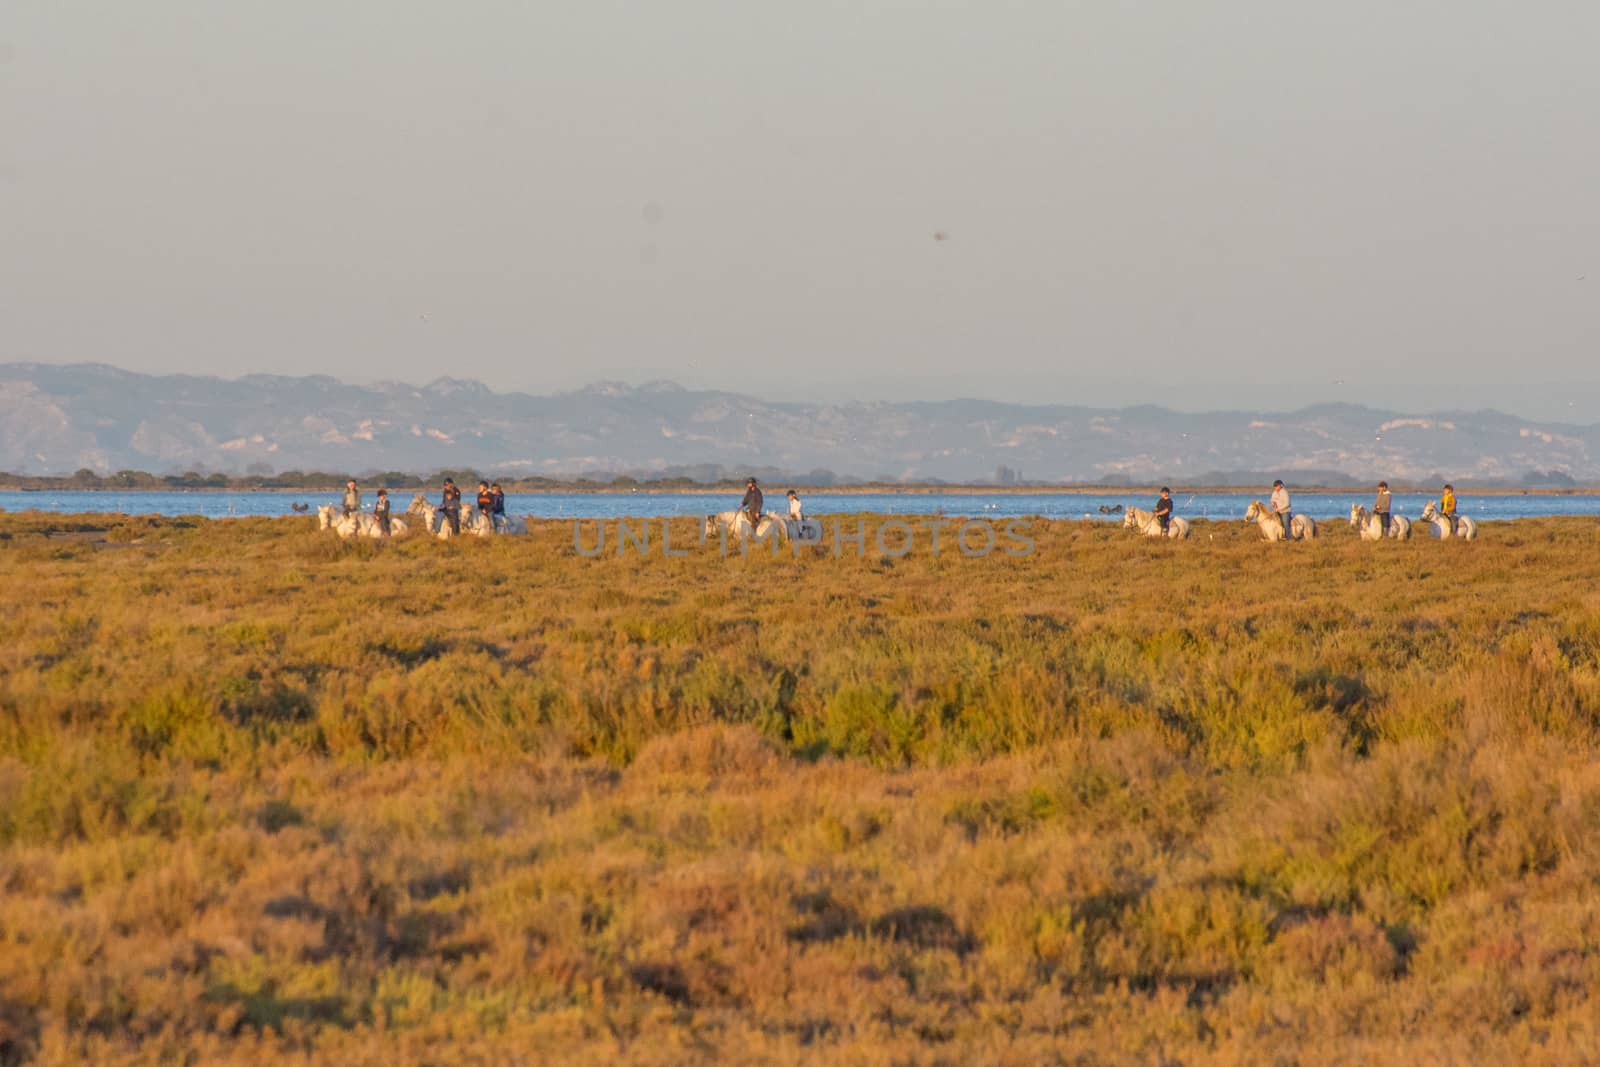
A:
3 2 1597 418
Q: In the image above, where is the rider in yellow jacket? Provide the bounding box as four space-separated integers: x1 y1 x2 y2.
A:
1440 484 1457 536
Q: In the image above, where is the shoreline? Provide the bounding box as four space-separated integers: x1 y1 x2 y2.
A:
4 484 1600 496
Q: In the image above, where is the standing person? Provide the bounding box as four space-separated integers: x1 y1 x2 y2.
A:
740 478 764 527
786 489 803 522
373 489 392 535
1440 483 1458 536
1269 479 1292 539
490 482 506 531
1373 480 1392 537
1153 487 1173 535
342 479 361 519
440 477 461 535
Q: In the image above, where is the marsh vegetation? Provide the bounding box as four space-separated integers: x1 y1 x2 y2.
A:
2 512 1599 1063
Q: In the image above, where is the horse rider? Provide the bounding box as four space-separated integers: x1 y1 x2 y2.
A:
740 478 764 527
476 481 494 528
1373 480 1392 536
373 488 391 536
1153 487 1173 534
787 489 803 523
1440 483 1458 536
342 479 361 519
1269 479 1292 539
490 482 506 531
440 477 462 535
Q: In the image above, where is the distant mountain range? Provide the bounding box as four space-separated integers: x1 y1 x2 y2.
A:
2 362 1597 485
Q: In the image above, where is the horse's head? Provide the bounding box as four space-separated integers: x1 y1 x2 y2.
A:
703 514 719 538
1121 510 1136 529
1421 500 1438 519
1349 503 1362 524
1244 500 1262 521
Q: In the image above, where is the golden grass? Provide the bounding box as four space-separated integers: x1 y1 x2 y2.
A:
2 512 1600 1063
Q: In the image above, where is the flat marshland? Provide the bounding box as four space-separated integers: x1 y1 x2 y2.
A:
3 512 1600 1065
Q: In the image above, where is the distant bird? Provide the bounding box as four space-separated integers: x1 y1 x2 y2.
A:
1333 378 1345 385
933 231 950 242
290 502 309 513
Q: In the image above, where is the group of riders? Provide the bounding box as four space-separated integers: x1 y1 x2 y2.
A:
343 474 1463 541
339 475 799 536
342 477 506 536
1149 479 1462 537
738 478 804 528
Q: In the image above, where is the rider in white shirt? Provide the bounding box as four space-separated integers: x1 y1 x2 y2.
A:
1269 479 1292 539
787 490 803 522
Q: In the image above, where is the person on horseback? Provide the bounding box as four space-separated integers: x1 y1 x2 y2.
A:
1153 487 1173 534
490 483 506 530
1374 481 1392 537
787 489 803 522
342 479 361 519
440 478 461 535
1269 479 1292 539
740 478 764 528
373 489 391 535
1440 483 1458 536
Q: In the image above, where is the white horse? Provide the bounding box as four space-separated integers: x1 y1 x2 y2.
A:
406 494 457 538
363 515 409 539
410 501 459 540
466 510 528 536
324 507 364 538
1420 501 1477 541
1244 499 1318 542
1349 504 1410 541
704 510 787 543
1122 507 1190 540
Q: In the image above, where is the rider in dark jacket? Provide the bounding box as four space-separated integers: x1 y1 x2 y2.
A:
740 478 764 526
440 478 461 535
1153 487 1173 533
373 489 391 535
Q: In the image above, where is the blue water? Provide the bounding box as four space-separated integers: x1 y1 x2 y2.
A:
1 490 1596 521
